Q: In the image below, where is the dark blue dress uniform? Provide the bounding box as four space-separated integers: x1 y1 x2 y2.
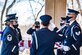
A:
63 9 82 55
57 26 68 55
63 20 82 55
30 15 63 55
16 28 22 41
1 16 19 55
56 17 68 55
13 23 22 41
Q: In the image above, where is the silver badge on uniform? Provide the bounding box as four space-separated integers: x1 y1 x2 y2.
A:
75 31 80 36
7 34 12 41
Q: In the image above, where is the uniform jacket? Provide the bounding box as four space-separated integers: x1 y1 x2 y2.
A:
1 26 19 55
30 28 63 55
27 28 36 35
64 20 82 55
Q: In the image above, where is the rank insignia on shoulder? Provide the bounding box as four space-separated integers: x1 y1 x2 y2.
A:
7 34 12 41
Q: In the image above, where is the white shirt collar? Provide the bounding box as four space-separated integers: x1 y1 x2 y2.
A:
69 20 75 25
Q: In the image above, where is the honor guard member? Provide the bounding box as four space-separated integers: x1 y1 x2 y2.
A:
56 16 67 55
6 14 22 41
59 9 82 55
1 16 19 55
13 17 22 41
56 16 72 55
27 21 40 35
1 13 16 40
30 15 63 55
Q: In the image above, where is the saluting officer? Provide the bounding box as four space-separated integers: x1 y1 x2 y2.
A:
1 16 19 55
59 9 82 55
27 21 40 35
30 15 63 55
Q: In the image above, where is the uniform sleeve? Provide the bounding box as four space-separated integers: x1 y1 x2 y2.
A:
2 31 13 43
53 30 64 42
27 28 35 35
70 26 82 51
30 32 37 55
53 27 65 42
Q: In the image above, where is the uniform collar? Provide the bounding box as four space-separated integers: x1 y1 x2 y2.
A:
69 20 75 25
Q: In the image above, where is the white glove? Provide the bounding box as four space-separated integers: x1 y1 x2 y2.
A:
50 20 56 28
62 46 70 51
19 47 25 52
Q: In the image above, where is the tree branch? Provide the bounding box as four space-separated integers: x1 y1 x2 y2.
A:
0 0 8 30
28 0 35 20
6 0 16 15
35 5 44 20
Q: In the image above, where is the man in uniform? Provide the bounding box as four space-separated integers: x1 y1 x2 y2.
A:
27 21 40 35
30 15 63 55
13 17 22 41
56 16 67 55
59 9 82 55
6 14 22 41
1 13 16 40
56 16 72 55
1 16 19 55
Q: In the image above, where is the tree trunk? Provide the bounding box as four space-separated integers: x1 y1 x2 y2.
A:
0 0 8 30
28 0 36 21
6 0 16 15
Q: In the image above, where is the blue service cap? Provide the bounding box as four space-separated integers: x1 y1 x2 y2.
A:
40 15 52 23
68 9 79 15
61 17 66 21
6 13 16 17
5 16 16 22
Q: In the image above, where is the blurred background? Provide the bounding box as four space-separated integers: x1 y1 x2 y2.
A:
0 0 82 55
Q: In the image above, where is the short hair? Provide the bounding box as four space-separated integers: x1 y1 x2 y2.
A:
41 22 49 26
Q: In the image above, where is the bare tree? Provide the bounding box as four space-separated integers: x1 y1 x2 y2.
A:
28 0 44 21
6 0 16 15
28 0 36 20
0 0 8 30
35 4 44 20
